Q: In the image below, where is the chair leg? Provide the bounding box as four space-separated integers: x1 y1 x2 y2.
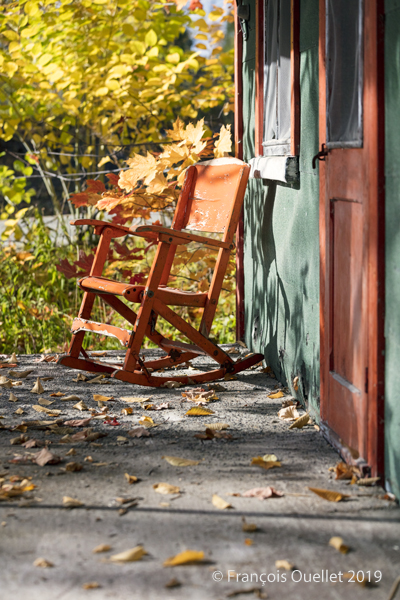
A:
67 227 114 359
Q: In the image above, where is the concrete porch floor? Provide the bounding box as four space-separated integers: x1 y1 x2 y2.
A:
0 346 398 600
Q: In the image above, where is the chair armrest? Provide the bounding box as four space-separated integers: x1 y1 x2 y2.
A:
70 220 158 240
135 225 232 249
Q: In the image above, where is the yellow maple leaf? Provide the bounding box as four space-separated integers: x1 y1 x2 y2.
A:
166 117 186 141
119 152 157 192
145 172 168 194
214 124 232 158
182 119 205 146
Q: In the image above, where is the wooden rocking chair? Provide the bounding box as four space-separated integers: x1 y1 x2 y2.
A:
58 157 263 386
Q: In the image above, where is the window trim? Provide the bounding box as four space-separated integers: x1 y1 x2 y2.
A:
255 0 300 158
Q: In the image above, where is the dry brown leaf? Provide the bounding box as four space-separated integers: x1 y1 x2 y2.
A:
308 487 350 502
23 439 44 448
204 422 230 431
93 394 113 402
8 352 18 364
242 518 258 532
60 395 82 402
293 376 299 391
32 405 61 416
65 462 83 472
73 373 88 382
153 482 180 495
262 453 278 462
289 413 310 429
357 477 380 486
93 544 112 553
8 392 18 402
251 457 282 470
65 448 76 456
278 405 299 420
63 496 84 508
275 559 294 570
120 396 151 403
212 494 232 509
82 582 101 590
161 381 183 389
38 398 55 407
329 536 350 554
181 389 217 404
242 486 284 500
30 378 44 394
73 400 89 412
0 379 12 389
15 408 24 415
87 375 106 384
335 462 360 480
165 578 181 588
50 392 65 397
185 407 214 416
109 546 146 563
35 448 61 466
33 557 53 568
121 407 133 416
10 434 29 445
90 351 108 357
128 427 150 438
138 416 157 428
268 390 284 399
224 373 238 381
9 369 33 379
244 538 254 546
64 418 92 427
125 473 139 484
162 455 200 467
163 550 204 567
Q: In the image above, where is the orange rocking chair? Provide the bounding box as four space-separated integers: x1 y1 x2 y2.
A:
58 157 263 386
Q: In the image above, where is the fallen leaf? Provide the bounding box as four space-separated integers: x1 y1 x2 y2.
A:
0 379 12 389
289 413 310 429
120 396 151 403
275 559 294 570
329 536 350 554
242 518 258 532
35 448 61 466
32 405 61 416
163 550 204 567
278 405 299 420
23 439 44 448
165 578 181 588
73 373 88 382
8 392 18 402
308 487 350 502
224 373 238 381
161 381 183 389
93 394 113 402
60 395 82 402
242 487 284 500
244 538 253 546
65 448 76 456
37 398 55 407
64 418 92 427
117 436 128 443
87 375 106 384
90 351 108 357
109 546 147 562
357 477 380 486
204 422 230 431
74 401 89 411
182 389 217 403
138 416 157 428
128 427 151 438
33 558 53 568
251 457 282 470
121 407 133 415
9 369 34 379
282 398 295 408
262 454 278 462
125 473 139 484
268 390 284 399
82 582 101 590
212 494 232 509
65 462 83 472
162 456 201 467
93 544 112 553
153 482 180 495
10 434 29 445
145 402 171 410
185 407 214 416
30 378 44 394
50 392 65 397
293 376 299 391
335 462 360 480
63 496 84 508
15 408 24 415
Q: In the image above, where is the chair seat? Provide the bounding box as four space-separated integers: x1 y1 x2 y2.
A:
79 276 208 307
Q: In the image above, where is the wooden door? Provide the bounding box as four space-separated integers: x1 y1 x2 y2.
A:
319 0 385 476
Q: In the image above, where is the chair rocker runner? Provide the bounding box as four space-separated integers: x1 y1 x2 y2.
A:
58 158 264 386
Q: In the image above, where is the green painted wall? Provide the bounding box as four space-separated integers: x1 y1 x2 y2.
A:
384 0 400 498
242 0 320 416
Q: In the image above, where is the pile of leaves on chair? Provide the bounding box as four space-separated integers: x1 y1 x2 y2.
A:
57 119 237 348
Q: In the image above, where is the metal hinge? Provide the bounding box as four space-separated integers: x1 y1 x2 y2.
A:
312 143 329 169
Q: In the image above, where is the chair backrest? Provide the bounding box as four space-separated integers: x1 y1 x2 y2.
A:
172 158 250 239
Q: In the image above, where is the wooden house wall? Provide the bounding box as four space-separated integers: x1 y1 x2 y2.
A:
241 0 321 417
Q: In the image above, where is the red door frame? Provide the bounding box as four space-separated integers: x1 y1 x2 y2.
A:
318 0 385 478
